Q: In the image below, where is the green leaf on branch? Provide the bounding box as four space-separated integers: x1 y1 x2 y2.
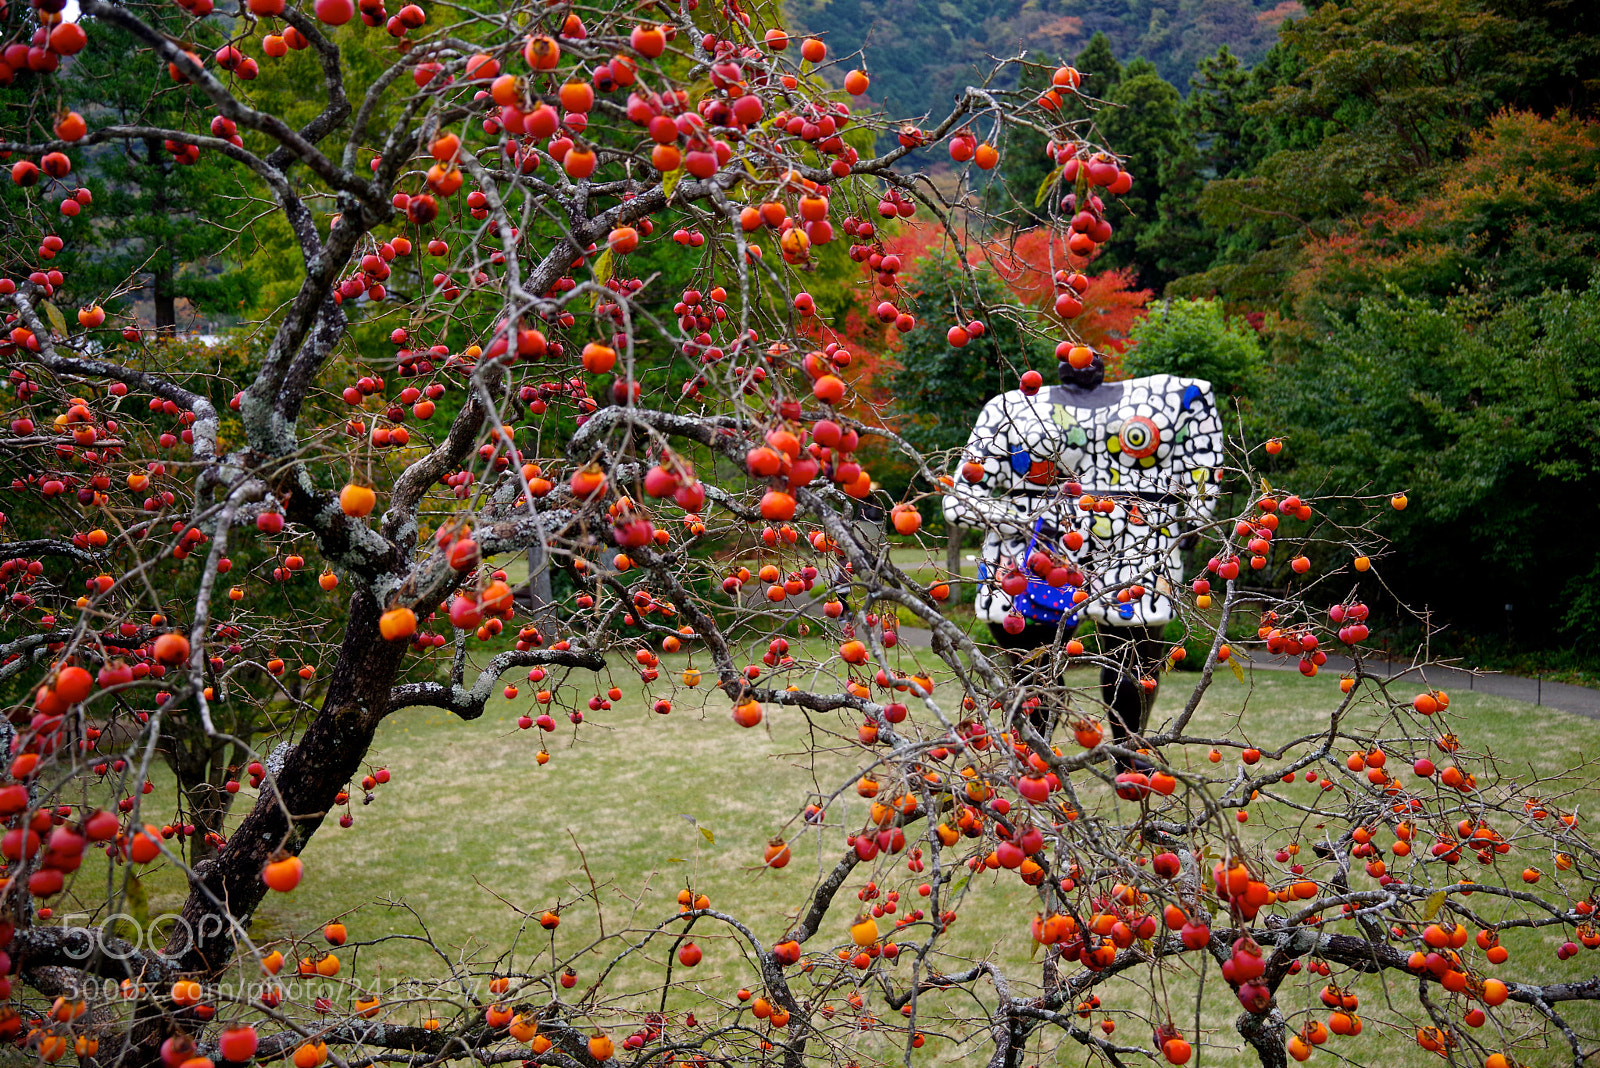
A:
684 78 712 108
661 167 685 201
590 249 613 307
42 302 67 338
1033 166 1062 208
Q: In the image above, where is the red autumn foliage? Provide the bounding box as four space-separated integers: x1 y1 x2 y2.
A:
798 308 899 415
830 220 1155 405
976 228 1153 358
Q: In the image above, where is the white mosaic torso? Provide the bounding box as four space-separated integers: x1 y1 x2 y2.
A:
941 375 1223 627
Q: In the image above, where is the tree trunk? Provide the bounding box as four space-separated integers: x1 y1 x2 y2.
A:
144 136 177 335
1237 1009 1289 1067
154 269 176 335
518 537 559 638
164 588 407 977
178 740 246 867
182 775 221 865
167 727 251 867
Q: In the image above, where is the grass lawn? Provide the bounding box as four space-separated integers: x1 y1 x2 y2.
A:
120 643 1600 1068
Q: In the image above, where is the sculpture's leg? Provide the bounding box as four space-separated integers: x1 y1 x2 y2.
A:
988 622 1077 740
1099 624 1164 771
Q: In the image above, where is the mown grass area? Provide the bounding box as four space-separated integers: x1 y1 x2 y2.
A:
118 643 1600 1067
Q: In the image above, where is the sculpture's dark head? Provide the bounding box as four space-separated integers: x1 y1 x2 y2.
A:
1057 353 1106 390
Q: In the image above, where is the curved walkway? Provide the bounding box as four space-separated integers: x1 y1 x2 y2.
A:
1252 653 1600 720
887 625 1600 720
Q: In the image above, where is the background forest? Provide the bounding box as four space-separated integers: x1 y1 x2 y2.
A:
788 0 1600 680
13 0 1599 679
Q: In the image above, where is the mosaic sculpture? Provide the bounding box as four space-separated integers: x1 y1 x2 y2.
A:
943 355 1223 762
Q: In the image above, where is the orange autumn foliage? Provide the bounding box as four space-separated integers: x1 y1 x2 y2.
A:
1288 110 1600 320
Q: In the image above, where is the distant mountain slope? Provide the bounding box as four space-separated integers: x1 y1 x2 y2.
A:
785 0 1299 119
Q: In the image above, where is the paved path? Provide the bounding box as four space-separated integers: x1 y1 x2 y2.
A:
1252 653 1600 720
887 625 1600 720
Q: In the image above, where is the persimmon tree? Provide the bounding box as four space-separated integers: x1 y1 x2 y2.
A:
0 4 1597 1068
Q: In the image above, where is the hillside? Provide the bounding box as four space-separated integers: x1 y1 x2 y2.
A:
784 0 1301 121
